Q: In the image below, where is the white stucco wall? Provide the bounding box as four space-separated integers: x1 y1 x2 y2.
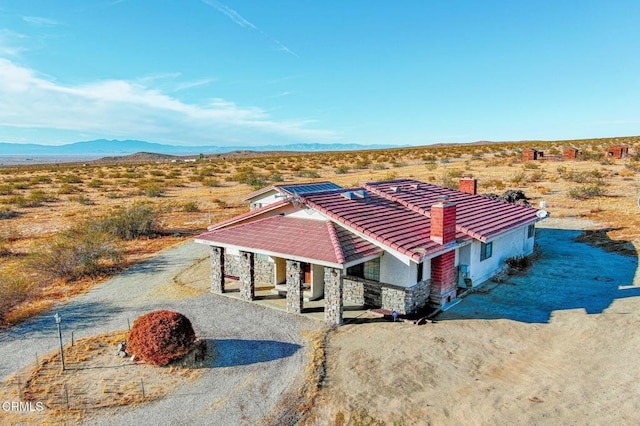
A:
249 192 282 209
379 252 414 287
287 208 326 220
468 225 535 286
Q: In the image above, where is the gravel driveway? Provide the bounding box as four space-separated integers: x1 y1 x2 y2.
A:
0 241 319 425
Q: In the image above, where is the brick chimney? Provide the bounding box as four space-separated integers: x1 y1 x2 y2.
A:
458 177 477 195
430 196 457 245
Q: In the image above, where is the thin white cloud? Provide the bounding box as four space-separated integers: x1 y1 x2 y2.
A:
22 16 61 26
0 29 27 56
174 78 215 92
201 0 298 58
0 59 336 144
201 0 256 29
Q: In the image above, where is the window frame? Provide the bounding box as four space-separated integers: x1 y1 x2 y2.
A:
527 224 535 238
480 241 493 261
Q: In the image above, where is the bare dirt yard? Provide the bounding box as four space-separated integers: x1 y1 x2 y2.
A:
306 217 640 425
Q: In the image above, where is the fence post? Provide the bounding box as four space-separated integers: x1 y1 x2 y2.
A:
64 384 70 410
71 331 75 346
17 377 22 400
127 318 131 330
140 378 145 398
35 352 39 368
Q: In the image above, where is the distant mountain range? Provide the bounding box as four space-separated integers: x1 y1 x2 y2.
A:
0 139 403 156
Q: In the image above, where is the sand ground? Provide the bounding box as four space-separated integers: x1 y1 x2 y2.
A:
307 218 640 425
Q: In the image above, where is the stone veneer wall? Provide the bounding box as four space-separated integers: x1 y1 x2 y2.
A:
239 251 255 301
225 254 273 285
210 247 225 293
224 254 241 278
343 276 431 315
254 257 274 285
286 260 303 313
324 267 343 325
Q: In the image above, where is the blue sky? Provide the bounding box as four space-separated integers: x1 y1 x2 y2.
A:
1 1 639 147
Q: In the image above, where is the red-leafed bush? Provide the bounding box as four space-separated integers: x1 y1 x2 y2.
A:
128 310 196 366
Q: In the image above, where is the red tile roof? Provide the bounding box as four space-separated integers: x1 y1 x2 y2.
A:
300 188 469 261
196 216 381 266
207 199 291 231
199 179 540 264
363 180 539 242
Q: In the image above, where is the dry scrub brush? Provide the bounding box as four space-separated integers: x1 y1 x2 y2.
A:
127 310 196 366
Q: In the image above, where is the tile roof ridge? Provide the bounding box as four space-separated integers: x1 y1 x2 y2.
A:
325 221 346 264
207 199 290 230
207 213 286 234
362 181 431 217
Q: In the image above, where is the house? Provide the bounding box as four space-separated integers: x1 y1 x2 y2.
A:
606 145 629 159
195 179 545 325
243 181 343 210
562 147 579 160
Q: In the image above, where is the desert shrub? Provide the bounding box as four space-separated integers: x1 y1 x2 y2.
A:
0 274 36 324
269 172 284 182
0 184 14 195
377 171 398 182
523 162 540 170
87 179 104 188
149 170 165 177
30 222 122 280
58 183 78 195
201 178 220 187
127 310 196 366
373 163 388 170
510 172 526 185
69 195 94 205
58 174 82 184
295 170 321 178
99 202 159 240
335 165 349 174
142 184 165 197
568 184 607 199
0 206 18 219
483 179 506 190
183 201 199 212
30 175 52 185
505 255 532 273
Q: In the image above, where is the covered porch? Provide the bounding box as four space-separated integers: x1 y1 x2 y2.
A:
195 215 385 325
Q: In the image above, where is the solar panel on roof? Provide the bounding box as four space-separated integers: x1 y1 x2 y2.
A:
280 182 342 195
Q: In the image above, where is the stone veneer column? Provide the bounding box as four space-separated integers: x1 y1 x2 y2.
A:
210 246 225 294
324 267 343 325
286 260 304 313
239 251 255 301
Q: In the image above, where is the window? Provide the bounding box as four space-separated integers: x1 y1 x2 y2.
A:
417 262 424 283
527 224 535 238
347 258 380 282
256 253 269 261
480 242 493 261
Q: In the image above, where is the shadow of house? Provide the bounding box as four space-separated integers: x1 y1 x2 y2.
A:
439 227 639 323
206 339 302 368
